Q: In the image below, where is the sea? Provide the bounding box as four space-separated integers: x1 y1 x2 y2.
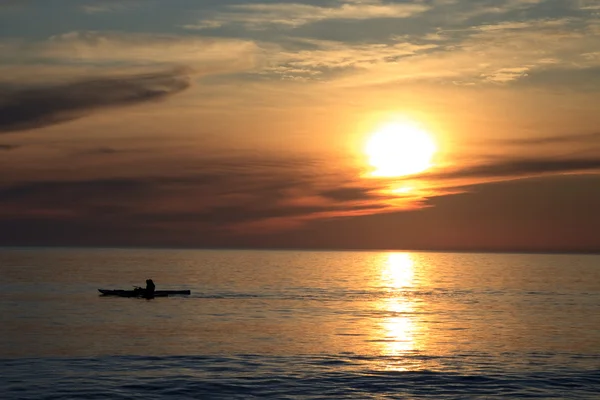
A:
1 248 599 399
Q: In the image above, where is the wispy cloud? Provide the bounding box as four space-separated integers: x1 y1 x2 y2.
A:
0 144 19 151
499 132 600 145
183 0 549 31
424 156 600 183
262 37 438 80
0 152 397 234
577 0 600 11
5 131 597 238
181 0 598 86
461 17 599 83
319 186 386 202
0 68 190 134
455 0 547 21
265 15 600 85
2 31 260 67
80 1 138 14
3 4 597 88
184 0 430 30
0 31 262 89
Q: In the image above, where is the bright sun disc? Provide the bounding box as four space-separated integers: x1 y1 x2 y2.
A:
366 122 436 177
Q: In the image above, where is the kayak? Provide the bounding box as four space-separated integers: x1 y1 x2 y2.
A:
98 289 191 297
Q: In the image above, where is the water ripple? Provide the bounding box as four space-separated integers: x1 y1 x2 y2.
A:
3 355 599 399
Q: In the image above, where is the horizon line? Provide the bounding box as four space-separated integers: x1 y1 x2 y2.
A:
1 244 599 256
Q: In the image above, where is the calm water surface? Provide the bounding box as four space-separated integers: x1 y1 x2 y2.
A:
1 248 599 398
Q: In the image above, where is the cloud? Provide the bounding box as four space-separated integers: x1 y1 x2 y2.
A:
485 67 532 83
80 4 125 14
0 143 19 151
422 16 599 84
183 1 430 30
577 0 600 11
1 142 599 249
257 174 600 252
500 132 600 145
82 147 121 155
182 0 546 32
2 31 257 65
455 0 547 21
3 11 597 88
245 12 599 85
70 146 137 157
0 32 260 85
79 0 140 14
319 186 386 202
262 37 439 80
4 173 598 251
0 68 190 134
40 31 259 66
0 151 401 237
425 156 600 182
3 132 598 240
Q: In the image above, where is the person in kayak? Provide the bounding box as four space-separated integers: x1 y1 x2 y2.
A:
132 279 156 297
145 279 155 296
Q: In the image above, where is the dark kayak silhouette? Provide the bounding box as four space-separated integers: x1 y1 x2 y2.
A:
98 289 191 297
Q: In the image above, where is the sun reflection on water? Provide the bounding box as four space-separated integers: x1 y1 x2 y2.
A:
373 253 424 361
381 308 415 353
382 253 415 289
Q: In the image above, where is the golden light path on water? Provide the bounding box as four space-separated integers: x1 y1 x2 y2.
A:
374 253 424 362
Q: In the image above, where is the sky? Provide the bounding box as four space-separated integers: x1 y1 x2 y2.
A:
1 0 599 252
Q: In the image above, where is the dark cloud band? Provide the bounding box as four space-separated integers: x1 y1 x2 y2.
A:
0 68 190 134
500 132 600 145
425 157 600 181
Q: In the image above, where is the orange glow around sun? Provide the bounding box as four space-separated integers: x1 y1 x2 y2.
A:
365 120 437 177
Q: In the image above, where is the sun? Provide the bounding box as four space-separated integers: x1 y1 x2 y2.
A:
365 121 436 177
